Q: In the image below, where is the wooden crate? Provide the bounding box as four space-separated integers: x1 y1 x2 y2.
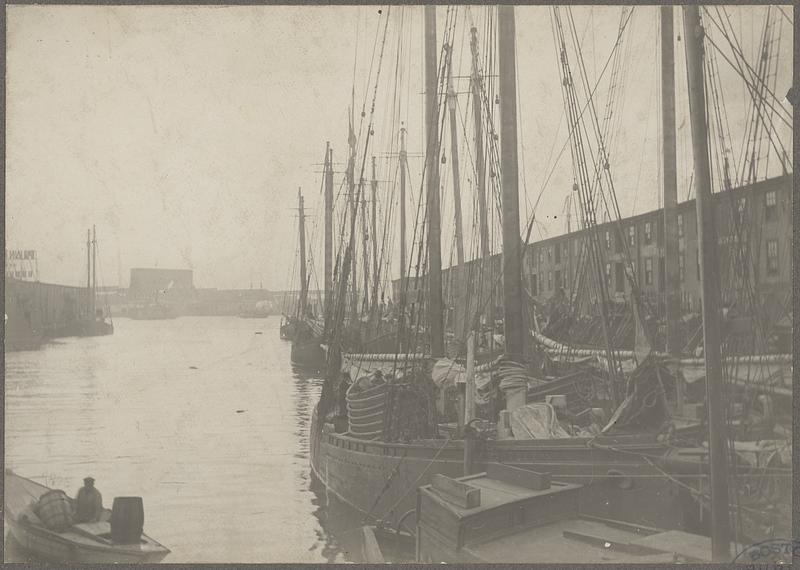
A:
417 467 580 551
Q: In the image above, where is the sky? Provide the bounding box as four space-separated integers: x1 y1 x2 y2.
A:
6 5 793 290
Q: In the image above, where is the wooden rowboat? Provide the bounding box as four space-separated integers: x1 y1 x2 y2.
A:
4 471 170 564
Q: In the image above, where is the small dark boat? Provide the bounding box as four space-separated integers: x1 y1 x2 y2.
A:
4 471 170 564
290 320 326 369
290 341 326 369
285 189 326 368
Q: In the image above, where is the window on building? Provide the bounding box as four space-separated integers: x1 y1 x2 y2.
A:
531 273 538 296
548 271 553 291
677 213 684 238
737 197 747 225
645 258 653 285
659 257 666 289
627 226 635 247
767 240 779 275
539 250 544 266
554 270 562 290
605 263 611 288
679 252 685 282
563 243 569 261
644 221 652 244
615 231 624 253
554 242 561 264
605 231 611 250
547 248 552 263
615 262 625 293
765 190 777 221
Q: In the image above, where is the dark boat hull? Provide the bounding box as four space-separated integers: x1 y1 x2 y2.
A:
309 409 700 532
291 341 326 370
280 323 296 340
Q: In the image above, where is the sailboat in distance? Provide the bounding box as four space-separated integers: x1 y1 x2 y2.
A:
289 187 326 369
80 226 114 335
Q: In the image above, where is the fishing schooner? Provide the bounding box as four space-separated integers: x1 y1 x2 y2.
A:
307 5 791 560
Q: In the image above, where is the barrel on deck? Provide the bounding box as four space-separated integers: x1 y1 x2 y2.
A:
35 490 74 532
110 497 144 544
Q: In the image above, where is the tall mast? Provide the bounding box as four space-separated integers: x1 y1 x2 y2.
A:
360 178 371 313
498 6 526 412
682 5 731 561
86 229 92 319
470 26 492 334
446 44 466 339
92 225 97 318
661 7 682 363
297 188 308 320
370 155 379 314
324 142 334 328
424 5 444 357
446 46 465 268
347 106 359 323
399 126 408 286
398 126 408 352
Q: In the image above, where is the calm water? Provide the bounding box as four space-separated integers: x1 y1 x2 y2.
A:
4 316 371 563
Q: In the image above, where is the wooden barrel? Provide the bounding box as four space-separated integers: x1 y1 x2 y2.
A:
110 497 144 544
35 490 74 532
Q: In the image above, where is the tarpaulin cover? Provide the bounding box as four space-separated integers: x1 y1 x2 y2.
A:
342 355 409 382
432 358 495 405
431 358 465 389
509 403 572 440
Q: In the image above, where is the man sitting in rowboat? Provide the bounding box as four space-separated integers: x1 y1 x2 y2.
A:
74 476 103 523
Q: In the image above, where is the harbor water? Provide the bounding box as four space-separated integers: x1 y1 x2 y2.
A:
4 316 375 563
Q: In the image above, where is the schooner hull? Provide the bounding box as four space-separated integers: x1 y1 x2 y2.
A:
291 340 326 369
309 409 699 532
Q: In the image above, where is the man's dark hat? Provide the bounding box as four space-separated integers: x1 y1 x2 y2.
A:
84 476 95 483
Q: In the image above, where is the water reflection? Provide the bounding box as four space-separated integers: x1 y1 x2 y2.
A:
3 317 364 563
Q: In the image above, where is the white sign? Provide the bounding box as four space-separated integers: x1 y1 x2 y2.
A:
5 250 38 281
6 249 36 261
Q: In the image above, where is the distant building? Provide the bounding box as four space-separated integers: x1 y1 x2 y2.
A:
129 268 194 299
392 174 792 324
